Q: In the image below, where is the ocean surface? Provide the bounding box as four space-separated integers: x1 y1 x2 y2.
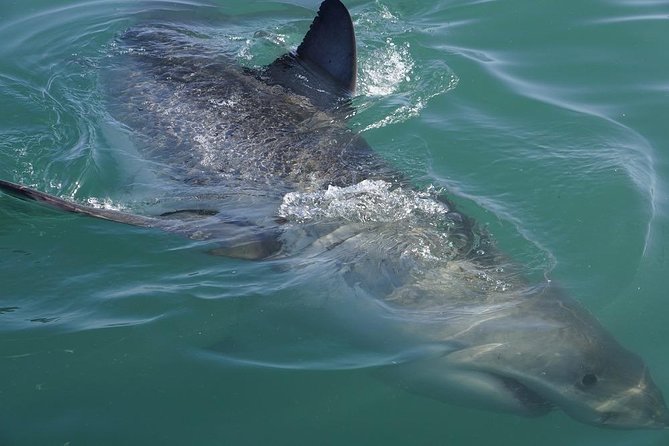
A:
1 0 668 445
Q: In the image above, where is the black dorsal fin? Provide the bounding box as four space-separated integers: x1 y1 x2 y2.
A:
296 0 356 93
263 0 357 110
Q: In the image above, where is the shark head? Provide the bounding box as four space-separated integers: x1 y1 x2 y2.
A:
384 280 669 429
536 354 669 429
485 288 669 429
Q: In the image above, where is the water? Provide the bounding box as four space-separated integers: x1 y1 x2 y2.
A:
1 0 668 444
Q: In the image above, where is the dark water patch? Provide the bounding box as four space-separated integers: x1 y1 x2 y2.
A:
0 307 19 315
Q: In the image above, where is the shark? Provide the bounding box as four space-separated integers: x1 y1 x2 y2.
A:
1 0 667 429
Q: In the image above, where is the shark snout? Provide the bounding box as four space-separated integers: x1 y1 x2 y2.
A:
593 369 669 429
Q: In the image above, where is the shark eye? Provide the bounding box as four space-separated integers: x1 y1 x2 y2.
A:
581 373 598 387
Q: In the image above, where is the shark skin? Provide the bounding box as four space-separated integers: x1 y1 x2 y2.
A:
1 0 668 429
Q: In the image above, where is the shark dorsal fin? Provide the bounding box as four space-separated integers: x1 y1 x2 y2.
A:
296 0 356 93
264 0 356 109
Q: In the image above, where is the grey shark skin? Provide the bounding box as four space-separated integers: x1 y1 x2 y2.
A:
1 0 667 429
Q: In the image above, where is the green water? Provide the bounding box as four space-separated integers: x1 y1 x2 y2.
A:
1 0 668 444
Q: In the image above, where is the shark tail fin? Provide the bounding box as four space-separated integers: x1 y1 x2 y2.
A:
0 179 284 260
0 179 156 227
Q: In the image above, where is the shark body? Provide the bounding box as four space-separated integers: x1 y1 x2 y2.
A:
1 0 667 429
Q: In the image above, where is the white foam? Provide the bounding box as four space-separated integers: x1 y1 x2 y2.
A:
359 38 414 97
278 179 448 223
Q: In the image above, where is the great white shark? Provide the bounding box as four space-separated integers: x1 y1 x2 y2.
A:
1 0 667 429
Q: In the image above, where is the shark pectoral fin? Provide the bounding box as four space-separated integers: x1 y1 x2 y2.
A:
159 209 219 221
207 228 283 260
0 179 157 227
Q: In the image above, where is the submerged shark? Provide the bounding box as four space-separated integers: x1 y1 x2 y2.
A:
1 0 667 429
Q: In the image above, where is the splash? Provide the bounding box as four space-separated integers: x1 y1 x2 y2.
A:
352 2 459 131
278 179 449 224
359 38 414 97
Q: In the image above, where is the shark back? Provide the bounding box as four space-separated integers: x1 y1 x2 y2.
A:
106 0 377 195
